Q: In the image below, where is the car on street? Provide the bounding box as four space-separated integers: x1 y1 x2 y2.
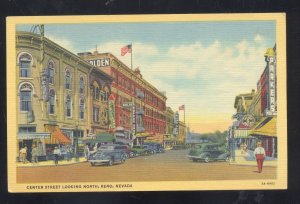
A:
172 145 186 150
132 145 155 156
144 143 165 153
187 143 230 163
114 144 135 158
88 145 127 166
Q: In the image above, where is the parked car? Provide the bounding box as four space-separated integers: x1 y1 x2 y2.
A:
132 145 154 156
187 143 230 163
88 146 127 166
114 145 135 158
172 145 186 150
144 143 165 153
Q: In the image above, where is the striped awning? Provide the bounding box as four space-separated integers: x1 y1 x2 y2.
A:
234 129 251 138
51 129 71 144
250 117 277 137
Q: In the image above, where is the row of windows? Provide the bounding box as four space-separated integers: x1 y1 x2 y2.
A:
18 52 86 94
19 83 85 119
144 121 166 133
113 70 165 111
92 85 109 101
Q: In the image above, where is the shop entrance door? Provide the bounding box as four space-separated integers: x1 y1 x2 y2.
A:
23 140 33 162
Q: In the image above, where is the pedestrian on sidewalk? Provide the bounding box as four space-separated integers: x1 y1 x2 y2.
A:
20 146 28 164
84 145 90 160
254 141 265 173
53 146 61 166
31 144 39 164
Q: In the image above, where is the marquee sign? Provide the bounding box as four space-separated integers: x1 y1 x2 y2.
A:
266 55 277 116
132 105 136 134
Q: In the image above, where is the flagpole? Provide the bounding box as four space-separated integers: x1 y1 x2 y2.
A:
131 43 133 70
184 105 186 124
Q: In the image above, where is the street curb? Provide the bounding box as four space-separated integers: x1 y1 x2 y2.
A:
229 163 277 167
17 160 88 168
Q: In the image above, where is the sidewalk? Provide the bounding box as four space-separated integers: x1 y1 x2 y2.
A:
17 157 87 167
229 149 277 167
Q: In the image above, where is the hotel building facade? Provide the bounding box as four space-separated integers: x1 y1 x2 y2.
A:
78 51 167 143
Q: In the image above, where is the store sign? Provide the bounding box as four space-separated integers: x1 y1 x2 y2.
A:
41 69 49 102
88 58 110 67
18 132 51 140
173 112 179 135
132 106 136 134
122 102 134 108
267 56 277 116
108 99 116 129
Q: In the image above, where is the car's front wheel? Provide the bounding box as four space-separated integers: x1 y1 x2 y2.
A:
225 156 230 162
129 152 135 158
204 156 210 163
108 159 113 166
192 158 198 162
91 162 95 166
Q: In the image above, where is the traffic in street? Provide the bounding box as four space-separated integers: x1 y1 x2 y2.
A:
17 148 276 183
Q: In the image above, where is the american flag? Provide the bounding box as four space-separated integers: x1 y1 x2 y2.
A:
121 44 132 56
179 105 185 110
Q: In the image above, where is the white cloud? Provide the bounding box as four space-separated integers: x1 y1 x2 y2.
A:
131 37 269 130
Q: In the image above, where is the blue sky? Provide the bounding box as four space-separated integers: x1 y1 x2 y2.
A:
17 21 276 133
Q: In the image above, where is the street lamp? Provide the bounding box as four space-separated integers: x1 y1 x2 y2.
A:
74 120 79 162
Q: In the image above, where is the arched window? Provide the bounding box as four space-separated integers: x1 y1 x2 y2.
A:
19 53 32 77
79 76 84 94
66 95 72 117
79 98 84 119
49 89 55 114
48 60 55 84
19 83 32 111
65 70 71 89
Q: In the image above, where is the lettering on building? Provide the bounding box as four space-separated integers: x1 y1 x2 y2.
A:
88 58 110 67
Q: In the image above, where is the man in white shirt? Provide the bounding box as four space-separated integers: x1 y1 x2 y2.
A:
254 141 266 173
53 146 61 166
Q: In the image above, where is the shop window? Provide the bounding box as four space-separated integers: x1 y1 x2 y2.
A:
80 98 84 119
49 89 55 114
19 53 32 78
19 126 36 133
20 83 32 111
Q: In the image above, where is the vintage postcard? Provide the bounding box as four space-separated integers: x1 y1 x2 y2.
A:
7 14 287 192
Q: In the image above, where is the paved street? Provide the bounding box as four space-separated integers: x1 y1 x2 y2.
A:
17 150 276 183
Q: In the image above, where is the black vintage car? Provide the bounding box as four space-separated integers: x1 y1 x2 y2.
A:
88 146 127 166
187 143 230 163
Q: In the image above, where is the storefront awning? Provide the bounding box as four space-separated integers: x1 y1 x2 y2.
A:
135 132 151 138
52 129 72 144
250 117 277 137
234 129 251 138
83 133 115 144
